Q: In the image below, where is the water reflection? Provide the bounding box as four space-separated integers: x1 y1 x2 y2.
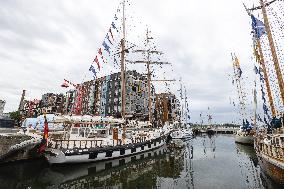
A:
235 143 263 189
0 135 284 189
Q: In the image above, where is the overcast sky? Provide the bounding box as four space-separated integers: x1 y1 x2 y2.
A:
0 0 262 123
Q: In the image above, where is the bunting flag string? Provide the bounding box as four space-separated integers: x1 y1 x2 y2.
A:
102 41 111 54
106 33 113 45
114 58 118 66
109 28 114 40
255 64 271 122
89 65 97 78
87 5 121 75
114 14 118 20
93 56 101 71
98 48 107 64
111 22 119 32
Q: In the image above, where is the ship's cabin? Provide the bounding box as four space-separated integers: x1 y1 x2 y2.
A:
270 134 284 148
65 122 122 140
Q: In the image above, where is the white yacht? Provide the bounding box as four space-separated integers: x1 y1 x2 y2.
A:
170 122 192 140
234 120 254 145
234 130 254 145
43 116 170 164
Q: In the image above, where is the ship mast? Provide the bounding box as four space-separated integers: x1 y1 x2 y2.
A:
120 0 126 144
120 0 126 119
232 54 247 119
244 1 278 116
128 28 173 126
255 39 276 116
146 29 152 124
259 0 284 106
184 87 187 124
180 78 184 125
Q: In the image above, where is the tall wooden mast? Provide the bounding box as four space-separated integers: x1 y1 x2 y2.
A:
244 0 278 116
259 0 284 106
120 0 126 119
120 0 126 144
255 39 276 116
146 29 152 123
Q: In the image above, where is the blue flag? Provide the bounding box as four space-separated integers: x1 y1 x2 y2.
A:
89 65 97 77
237 67 242 78
251 15 266 38
254 65 259 74
111 22 119 32
106 33 113 45
102 41 111 54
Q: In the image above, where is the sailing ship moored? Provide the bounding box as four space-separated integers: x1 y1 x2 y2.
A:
244 0 284 184
43 116 170 164
231 54 254 145
42 0 175 164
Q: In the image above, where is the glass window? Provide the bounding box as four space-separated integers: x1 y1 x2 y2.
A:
79 128 85 137
71 128 78 134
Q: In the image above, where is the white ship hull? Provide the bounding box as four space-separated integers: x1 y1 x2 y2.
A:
234 134 254 145
170 129 192 140
45 136 166 164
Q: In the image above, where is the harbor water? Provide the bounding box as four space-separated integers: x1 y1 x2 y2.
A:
0 134 283 189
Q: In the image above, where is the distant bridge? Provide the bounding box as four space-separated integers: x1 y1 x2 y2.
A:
192 126 239 134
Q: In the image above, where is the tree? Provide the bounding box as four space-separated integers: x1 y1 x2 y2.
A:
9 111 22 126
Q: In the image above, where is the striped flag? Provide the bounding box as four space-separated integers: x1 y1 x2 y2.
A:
38 114 49 153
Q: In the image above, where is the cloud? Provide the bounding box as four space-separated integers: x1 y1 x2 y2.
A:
0 0 258 123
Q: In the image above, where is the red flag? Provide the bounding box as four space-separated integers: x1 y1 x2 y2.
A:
93 56 101 70
98 48 107 64
98 48 103 56
109 28 114 40
38 115 49 153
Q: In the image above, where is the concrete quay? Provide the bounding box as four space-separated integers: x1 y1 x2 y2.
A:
0 129 41 163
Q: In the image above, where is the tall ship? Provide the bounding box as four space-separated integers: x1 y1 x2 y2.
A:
244 0 284 184
170 79 192 139
41 0 175 164
231 54 254 145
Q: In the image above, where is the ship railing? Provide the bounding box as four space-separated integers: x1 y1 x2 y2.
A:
131 136 148 144
260 143 284 161
49 139 108 150
48 136 150 150
272 128 284 134
49 139 125 149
